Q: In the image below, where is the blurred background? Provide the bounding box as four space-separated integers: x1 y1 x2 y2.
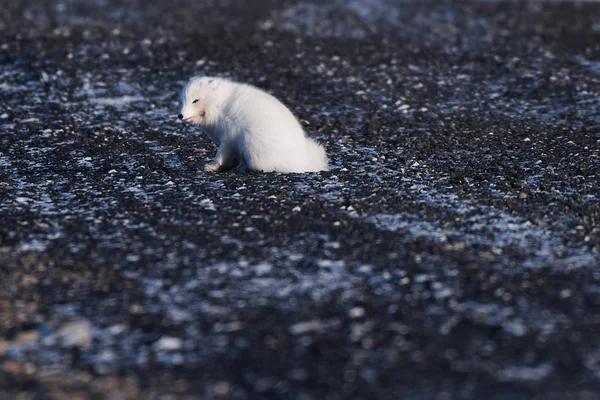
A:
1 1 599 399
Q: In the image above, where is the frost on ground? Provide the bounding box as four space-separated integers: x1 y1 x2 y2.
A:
1 0 600 399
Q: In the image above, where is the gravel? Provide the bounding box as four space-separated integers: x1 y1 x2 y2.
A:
1 0 599 398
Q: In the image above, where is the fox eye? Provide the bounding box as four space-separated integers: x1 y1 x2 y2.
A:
192 99 199 104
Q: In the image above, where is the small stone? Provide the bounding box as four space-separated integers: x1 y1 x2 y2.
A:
560 289 572 298
56 321 92 348
213 381 231 397
108 324 127 335
2 361 23 375
255 262 273 275
129 303 143 314
0 339 9 355
15 330 39 344
153 336 182 351
503 320 527 337
349 307 365 318
290 320 321 335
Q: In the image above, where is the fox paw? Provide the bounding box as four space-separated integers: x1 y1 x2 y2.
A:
204 163 221 172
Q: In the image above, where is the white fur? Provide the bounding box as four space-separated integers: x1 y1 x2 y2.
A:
178 77 328 173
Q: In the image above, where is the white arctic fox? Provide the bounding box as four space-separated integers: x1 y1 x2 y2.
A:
178 77 328 173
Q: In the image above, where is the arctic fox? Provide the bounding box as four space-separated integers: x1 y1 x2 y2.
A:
178 77 328 173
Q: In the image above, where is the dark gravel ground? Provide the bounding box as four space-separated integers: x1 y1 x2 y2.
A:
1 0 600 398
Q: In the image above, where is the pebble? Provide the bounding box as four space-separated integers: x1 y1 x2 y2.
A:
56 321 92 348
153 336 182 351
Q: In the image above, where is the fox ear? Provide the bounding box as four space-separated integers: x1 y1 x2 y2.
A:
208 79 221 89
